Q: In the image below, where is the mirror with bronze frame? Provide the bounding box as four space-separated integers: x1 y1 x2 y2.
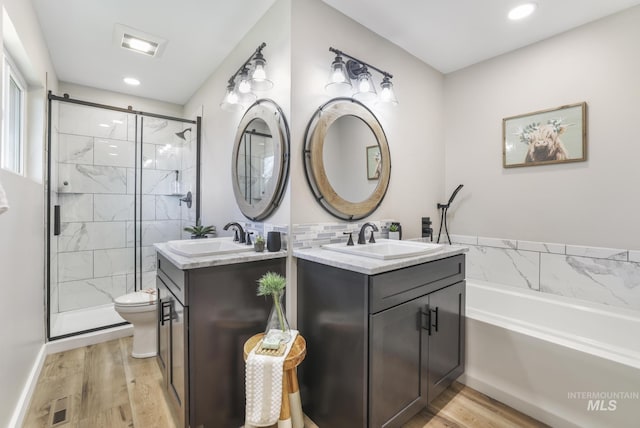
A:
232 99 290 221
303 98 391 220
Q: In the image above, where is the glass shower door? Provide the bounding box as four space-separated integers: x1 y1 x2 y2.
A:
48 97 199 339
50 101 137 338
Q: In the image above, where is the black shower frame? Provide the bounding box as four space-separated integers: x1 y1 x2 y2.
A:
46 91 201 341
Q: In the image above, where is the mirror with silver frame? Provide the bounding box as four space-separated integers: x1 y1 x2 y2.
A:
232 99 290 221
303 98 391 220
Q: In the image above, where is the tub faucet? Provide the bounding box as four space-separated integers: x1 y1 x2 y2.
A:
358 222 379 244
223 222 245 243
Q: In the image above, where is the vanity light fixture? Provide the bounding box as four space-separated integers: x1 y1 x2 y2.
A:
326 47 398 106
220 42 272 112
508 3 537 20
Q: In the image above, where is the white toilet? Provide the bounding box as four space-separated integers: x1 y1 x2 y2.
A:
114 290 158 358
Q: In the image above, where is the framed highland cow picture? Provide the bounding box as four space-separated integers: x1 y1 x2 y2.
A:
503 102 587 168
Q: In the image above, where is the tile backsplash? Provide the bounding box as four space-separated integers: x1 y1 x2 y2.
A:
451 234 640 312
292 220 395 249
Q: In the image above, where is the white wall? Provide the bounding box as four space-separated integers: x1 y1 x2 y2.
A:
290 0 445 239
444 6 640 249
184 0 291 233
0 0 57 425
58 82 183 117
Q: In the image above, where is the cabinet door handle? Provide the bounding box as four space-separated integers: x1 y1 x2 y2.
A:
431 307 439 332
421 306 432 335
160 301 172 325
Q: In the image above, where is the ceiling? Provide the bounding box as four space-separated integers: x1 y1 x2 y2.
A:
31 0 276 105
323 0 640 73
31 0 640 105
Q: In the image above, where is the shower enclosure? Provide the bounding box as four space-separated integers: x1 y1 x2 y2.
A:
46 93 200 339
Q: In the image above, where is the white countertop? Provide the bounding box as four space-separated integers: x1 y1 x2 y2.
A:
155 242 287 270
293 244 467 275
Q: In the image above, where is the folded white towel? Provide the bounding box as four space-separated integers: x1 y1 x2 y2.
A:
0 180 8 215
245 330 299 427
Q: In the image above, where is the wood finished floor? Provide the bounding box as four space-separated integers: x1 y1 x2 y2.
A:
24 338 545 428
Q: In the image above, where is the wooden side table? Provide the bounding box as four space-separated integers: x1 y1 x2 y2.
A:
244 333 307 428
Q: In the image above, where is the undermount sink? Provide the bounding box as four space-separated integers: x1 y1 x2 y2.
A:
167 238 253 257
322 239 443 260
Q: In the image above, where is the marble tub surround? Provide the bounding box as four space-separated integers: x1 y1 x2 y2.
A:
293 245 467 275
291 220 394 249
449 234 640 312
155 242 286 270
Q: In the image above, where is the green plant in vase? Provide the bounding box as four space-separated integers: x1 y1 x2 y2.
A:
184 222 216 239
389 223 401 240
257 272 291 344
254 235 266 252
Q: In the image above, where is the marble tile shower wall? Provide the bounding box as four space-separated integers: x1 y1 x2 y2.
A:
54 103 196 313
450 234 640 312
291 220 394 249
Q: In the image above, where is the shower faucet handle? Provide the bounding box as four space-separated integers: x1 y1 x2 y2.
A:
178 191 192 209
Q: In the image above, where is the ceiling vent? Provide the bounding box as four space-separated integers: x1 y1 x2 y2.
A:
113 24 166 58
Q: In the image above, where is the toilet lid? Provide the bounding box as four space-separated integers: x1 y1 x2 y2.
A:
115 290 157 307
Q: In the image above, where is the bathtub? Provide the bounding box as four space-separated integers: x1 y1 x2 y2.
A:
462 280 640 428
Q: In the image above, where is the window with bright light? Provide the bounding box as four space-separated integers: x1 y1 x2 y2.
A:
1 51 26 174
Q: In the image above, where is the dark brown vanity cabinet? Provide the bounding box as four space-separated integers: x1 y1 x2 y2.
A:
156 253 286 428
298 254 465 428
157 274 188 428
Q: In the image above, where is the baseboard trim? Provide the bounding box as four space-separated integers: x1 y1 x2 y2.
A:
459 373 577 428
8 344 46 428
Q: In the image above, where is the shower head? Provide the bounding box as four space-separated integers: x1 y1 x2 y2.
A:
175 128 192 140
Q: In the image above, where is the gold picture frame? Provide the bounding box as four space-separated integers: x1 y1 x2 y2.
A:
503 102 587 168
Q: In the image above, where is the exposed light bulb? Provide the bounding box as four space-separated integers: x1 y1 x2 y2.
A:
252 63 266 81
226 90 239 104
332 69 346 83
377 77 398 106
380 87 391 102
238 78 251 94
358 78 370 93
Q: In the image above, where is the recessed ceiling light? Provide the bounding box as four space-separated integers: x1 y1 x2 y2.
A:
121 33 158 56
508 3 537 20
124 77 140 86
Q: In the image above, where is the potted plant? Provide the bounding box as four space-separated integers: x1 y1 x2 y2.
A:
389 223 400 240
184 222 216 239
257 272 291 344
254 235 266 252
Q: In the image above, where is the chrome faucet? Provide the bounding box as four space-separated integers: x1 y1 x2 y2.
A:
223 222 245 243
358 222 379 244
